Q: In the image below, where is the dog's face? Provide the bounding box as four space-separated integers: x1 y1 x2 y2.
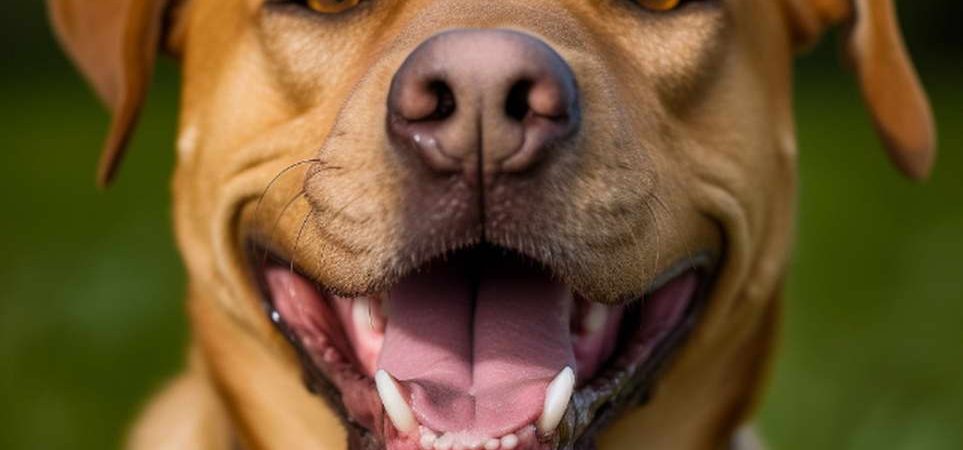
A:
50 0 934 449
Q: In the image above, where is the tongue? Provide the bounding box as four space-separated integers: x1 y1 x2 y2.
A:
377 258 575 436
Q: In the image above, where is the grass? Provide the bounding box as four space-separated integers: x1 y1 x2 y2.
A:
0 42 960 450
759 58 963 449
0 65 185 449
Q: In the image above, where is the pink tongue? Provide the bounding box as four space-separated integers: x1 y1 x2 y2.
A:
378 260 575 436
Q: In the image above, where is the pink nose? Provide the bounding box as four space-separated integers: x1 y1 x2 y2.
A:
387 29 580 184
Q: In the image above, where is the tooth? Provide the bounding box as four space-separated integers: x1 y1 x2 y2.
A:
499 434 518 450
380 294 392 320
351 298 377 333
352 298 371 331
583 303 608 334
537 367 575 435
484 439 500 450
420 433 437 450
353 297 387 333
434 433 453 450
375 370 417 434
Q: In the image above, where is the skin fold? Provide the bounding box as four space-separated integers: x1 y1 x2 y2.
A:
46 0 935 449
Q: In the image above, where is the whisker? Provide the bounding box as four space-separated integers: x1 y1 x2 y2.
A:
290 210 315 276
650 193 698 272
249 157 347 262
643 201 662 276
261 190 308 266
615 212 648 288
306 190 368 279
253 158 322 229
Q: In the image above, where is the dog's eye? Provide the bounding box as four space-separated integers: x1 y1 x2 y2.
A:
635 0 682 11
304 0 360 14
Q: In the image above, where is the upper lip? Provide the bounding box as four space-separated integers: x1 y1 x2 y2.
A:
251 242 716 449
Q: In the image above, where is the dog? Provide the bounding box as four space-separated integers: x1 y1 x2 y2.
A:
49 0 935 449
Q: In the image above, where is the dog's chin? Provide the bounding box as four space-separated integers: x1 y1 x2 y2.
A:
250 243 716 450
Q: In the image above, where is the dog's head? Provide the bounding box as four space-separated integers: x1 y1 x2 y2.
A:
50 0 934 448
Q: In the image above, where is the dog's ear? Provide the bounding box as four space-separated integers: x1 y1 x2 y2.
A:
48 0 176 187
784 0 936 180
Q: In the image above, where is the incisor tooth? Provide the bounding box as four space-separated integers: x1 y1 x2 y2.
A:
434 433 454 450
375 370 417 434
499 434 518 450
537 367 575 435
420 434 436 450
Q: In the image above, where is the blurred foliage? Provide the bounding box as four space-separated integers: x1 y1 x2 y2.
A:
0 1 960 449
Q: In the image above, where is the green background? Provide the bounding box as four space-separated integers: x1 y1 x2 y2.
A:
1 2 960 449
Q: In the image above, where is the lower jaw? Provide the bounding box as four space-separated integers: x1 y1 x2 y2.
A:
255 246 715 450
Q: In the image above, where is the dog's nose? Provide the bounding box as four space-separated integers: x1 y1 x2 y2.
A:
387 29 580 182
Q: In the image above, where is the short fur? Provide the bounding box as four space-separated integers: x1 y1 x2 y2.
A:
48 0 935 449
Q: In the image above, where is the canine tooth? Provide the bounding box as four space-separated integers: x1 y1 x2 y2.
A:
583 303 608 334
484 438 500 450
375 370 417 434
537 367 575 435
499 434 518 450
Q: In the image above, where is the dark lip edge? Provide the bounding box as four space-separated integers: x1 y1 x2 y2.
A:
247 246 368 436
563 254 719 449
245 241 720 449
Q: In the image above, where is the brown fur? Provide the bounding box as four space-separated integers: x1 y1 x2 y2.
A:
48 0 935 449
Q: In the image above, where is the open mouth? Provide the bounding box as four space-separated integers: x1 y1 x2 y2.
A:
254 244 714 450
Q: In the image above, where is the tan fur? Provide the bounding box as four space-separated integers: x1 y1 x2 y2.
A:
48 0 935 449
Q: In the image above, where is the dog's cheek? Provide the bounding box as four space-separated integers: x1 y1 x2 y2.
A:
661 0 800 331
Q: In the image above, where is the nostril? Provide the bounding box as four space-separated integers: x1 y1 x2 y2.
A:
425 80 456 121
505 79 534 122
388 29 581 178
391 77 457 123
506 76 575 126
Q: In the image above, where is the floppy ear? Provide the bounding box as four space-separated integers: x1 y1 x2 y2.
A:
784 0 936 180
48 0 172 187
